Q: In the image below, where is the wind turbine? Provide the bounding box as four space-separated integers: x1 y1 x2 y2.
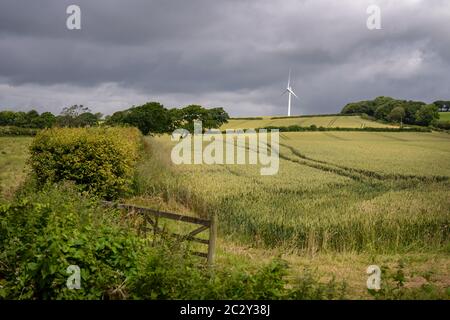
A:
282 69 299 116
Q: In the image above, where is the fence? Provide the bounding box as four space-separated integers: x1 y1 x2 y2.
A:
102 202 217 267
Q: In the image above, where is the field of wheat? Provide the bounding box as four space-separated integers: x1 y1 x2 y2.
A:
221 115 395 130
149 130 450 253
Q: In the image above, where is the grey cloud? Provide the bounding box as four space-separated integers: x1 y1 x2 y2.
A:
0 0 449 116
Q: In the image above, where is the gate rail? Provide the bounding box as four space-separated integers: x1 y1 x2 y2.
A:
102 202 217 266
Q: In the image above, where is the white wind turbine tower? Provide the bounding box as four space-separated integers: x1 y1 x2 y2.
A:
282 69 299 116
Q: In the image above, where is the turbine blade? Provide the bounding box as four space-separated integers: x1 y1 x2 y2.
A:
281 89 289 96
288 88 299 99
287 69 291 87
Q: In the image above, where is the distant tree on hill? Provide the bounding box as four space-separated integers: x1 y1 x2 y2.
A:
105 103 230 135
388 106 405 124
0 111 16 126
415 104 439 126
341 96 432 126
32 112 56 128
56 105 94 127
433 100 450 112
75 112 98 127
204 107 229 128
121 102 171 135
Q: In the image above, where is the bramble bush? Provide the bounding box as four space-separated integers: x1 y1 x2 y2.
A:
28 127 142 200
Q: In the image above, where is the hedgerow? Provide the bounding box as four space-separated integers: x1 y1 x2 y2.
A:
29 127 142 200
0 126 38 136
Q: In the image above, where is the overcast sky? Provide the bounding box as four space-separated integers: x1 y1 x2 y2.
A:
0 0 449 116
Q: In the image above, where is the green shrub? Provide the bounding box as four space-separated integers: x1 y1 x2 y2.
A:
0 126 38 136
433 120 450 130
0 184 145 299
29 127 142 200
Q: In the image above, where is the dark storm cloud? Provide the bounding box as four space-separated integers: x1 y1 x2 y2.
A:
0 0 449 116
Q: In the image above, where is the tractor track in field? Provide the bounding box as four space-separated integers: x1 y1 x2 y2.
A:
279 143 449 184
327 117 338 128
321 132 351 141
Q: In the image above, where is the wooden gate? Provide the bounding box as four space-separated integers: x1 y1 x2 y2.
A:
103 202 217 266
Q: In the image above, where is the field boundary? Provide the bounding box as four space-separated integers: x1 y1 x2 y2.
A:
102 201 217 266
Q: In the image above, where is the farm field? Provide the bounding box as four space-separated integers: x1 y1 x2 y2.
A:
221 115 396 130
0 137 32 202
440 112 450 121
149 131 450 253
0 129 449 299
140 130 450 297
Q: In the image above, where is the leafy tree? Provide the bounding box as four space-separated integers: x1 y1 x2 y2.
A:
203 107 229 128
388 106 405 124
31 112 56 128
13 112 28 127
403 101 425 125
415 104 439 126
75 112 98 127
177 105 230 131
341 100 376 116
433 100 450 112
25 110 40 127
56 105 92 127
0 111 16 126
124 102 172 135
178 105 207 131
105 103 229 134
105 110 129 125
61 104 90 118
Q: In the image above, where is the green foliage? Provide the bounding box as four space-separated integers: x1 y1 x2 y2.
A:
388 107 405 123
106 103 229 135
433 120 450 130
55 105 100 128
341 100 376 116
106 102 173 135
433 100 450 112
0 126 38 136
0 110 56 129
176 105 229 132
125 102 172 135
0 184 144 299
415 104 439 126
130 255 347 300
33 112 56 129
341 97 430 126
0 184 348 300
368 262 449 300
29 127 142 200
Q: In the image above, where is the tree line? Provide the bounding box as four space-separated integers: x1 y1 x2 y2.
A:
341 96 448 126
104 102 229 135
0 102 230 135
0 105 102 129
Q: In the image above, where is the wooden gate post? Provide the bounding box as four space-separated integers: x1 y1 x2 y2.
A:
207 213 217 267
